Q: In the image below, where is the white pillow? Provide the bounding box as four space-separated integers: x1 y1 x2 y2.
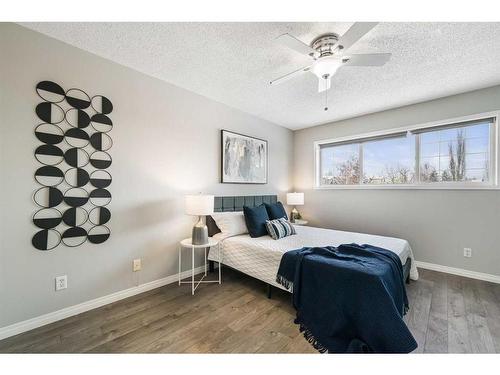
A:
211 211 248 239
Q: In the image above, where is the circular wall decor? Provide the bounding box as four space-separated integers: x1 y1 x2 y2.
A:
65 108 91 129
89 170 112 188
33 208 62 229
64 187 89 207
64 148 90 168
32 229 61 251
89 188 111 206
88 225 110 244
33 186 64 208
91 114 113 132
36 102 65 124
89 151 112 169
65 128 90 148
34 144 64 166
91 95 113 115
89 206 111 225
33 83 113 250
62 207 88 226
62 227 87 247
35 166 64 186
90 132 113 151
64 168 90 187
65 88 91 109
36 81 65 103
35 123 64 145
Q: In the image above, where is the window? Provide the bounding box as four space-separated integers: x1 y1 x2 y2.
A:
315 115 496 188
363 135 415 184
320 143 360 185
418 122 490 183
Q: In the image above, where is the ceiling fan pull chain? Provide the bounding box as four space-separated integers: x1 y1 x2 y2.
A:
324 76 329 111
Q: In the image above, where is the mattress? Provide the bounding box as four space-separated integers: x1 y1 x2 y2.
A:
208 225 419 290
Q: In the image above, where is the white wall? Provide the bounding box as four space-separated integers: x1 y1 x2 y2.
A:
294 85 500 277
0 23 293 328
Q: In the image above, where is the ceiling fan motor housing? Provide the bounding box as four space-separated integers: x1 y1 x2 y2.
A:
311 33 340 57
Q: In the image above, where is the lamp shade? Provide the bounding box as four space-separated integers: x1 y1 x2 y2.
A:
286 192 304 206
185 194 214 216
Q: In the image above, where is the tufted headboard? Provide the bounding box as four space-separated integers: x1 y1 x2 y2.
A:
207 195 278 236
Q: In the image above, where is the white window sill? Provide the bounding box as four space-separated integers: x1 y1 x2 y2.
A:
314 184 500 190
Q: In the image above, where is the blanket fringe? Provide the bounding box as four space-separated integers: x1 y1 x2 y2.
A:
295 318 328 353
276 274 294 292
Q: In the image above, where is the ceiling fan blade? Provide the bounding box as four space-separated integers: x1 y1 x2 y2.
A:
343 53 391 66
318 76 331 93
337 22 379 51
270 66 311 86
276 33 315 56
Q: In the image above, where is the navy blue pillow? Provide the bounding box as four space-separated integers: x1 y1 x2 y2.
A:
264 201 288 220
243 204 270 238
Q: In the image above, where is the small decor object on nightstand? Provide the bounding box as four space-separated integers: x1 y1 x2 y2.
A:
286 192 304 223
293 219 308 226
185 194 214 245
179 237 221 295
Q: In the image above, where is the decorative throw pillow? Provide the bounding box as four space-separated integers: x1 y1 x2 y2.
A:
265 218 297 240
264 201 288 220
210 211 248 239
243 204 270 238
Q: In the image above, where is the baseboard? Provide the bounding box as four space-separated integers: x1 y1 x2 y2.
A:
416 261 500 284
0 265 212 341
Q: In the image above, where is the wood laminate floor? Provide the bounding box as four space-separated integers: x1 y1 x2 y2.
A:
1 268 500 353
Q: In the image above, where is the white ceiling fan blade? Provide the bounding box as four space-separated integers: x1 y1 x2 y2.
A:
337 22 379 51
270 66 311 86
318 76 331 93
343 53 391 66
276 33 315 56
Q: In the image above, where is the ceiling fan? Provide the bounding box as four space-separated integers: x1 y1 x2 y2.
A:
270 22 391 110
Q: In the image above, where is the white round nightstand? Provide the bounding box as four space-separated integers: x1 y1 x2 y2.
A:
178 237 221 295
292 219 308 226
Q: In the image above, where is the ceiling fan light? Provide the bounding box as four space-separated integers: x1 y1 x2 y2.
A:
311 56 342 79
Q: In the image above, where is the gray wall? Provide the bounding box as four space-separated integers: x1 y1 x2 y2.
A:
294 85 500 277
0 23 293 328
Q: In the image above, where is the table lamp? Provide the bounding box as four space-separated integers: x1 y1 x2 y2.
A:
286 192 304 223
185 194 214 245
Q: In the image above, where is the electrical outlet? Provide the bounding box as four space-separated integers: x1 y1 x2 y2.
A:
133 258 142 272
55 275 67 291
463 248 472 258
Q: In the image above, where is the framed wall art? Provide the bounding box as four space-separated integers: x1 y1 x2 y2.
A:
221 130 267 184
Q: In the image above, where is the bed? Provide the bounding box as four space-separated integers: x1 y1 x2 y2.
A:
206 195 419 292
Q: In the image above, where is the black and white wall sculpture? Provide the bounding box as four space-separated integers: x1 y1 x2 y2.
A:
32 81 112 250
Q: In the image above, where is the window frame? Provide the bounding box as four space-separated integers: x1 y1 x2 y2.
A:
314 111 499 190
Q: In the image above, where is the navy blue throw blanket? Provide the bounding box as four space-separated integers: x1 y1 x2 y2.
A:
276 244 417 353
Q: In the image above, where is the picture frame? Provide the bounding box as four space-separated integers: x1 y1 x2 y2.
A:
221 130 268 184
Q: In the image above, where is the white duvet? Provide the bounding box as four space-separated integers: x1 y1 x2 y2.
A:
207 225 419 290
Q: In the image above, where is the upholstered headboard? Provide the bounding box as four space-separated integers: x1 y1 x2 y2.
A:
207 195 278 236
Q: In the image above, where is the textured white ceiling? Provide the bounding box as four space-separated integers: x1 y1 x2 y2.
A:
21 22 500 130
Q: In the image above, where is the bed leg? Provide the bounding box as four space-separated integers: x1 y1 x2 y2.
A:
208 260 214 273
267 284 272 299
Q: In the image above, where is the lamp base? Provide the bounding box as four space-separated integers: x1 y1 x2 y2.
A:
290 207 301 223
192 216 208 245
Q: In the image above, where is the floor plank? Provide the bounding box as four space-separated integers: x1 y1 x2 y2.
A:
447 274 472 353
475 281 500 352
462 279 496 353
423 270 448 353
404 277 433 353
1 267 500 353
